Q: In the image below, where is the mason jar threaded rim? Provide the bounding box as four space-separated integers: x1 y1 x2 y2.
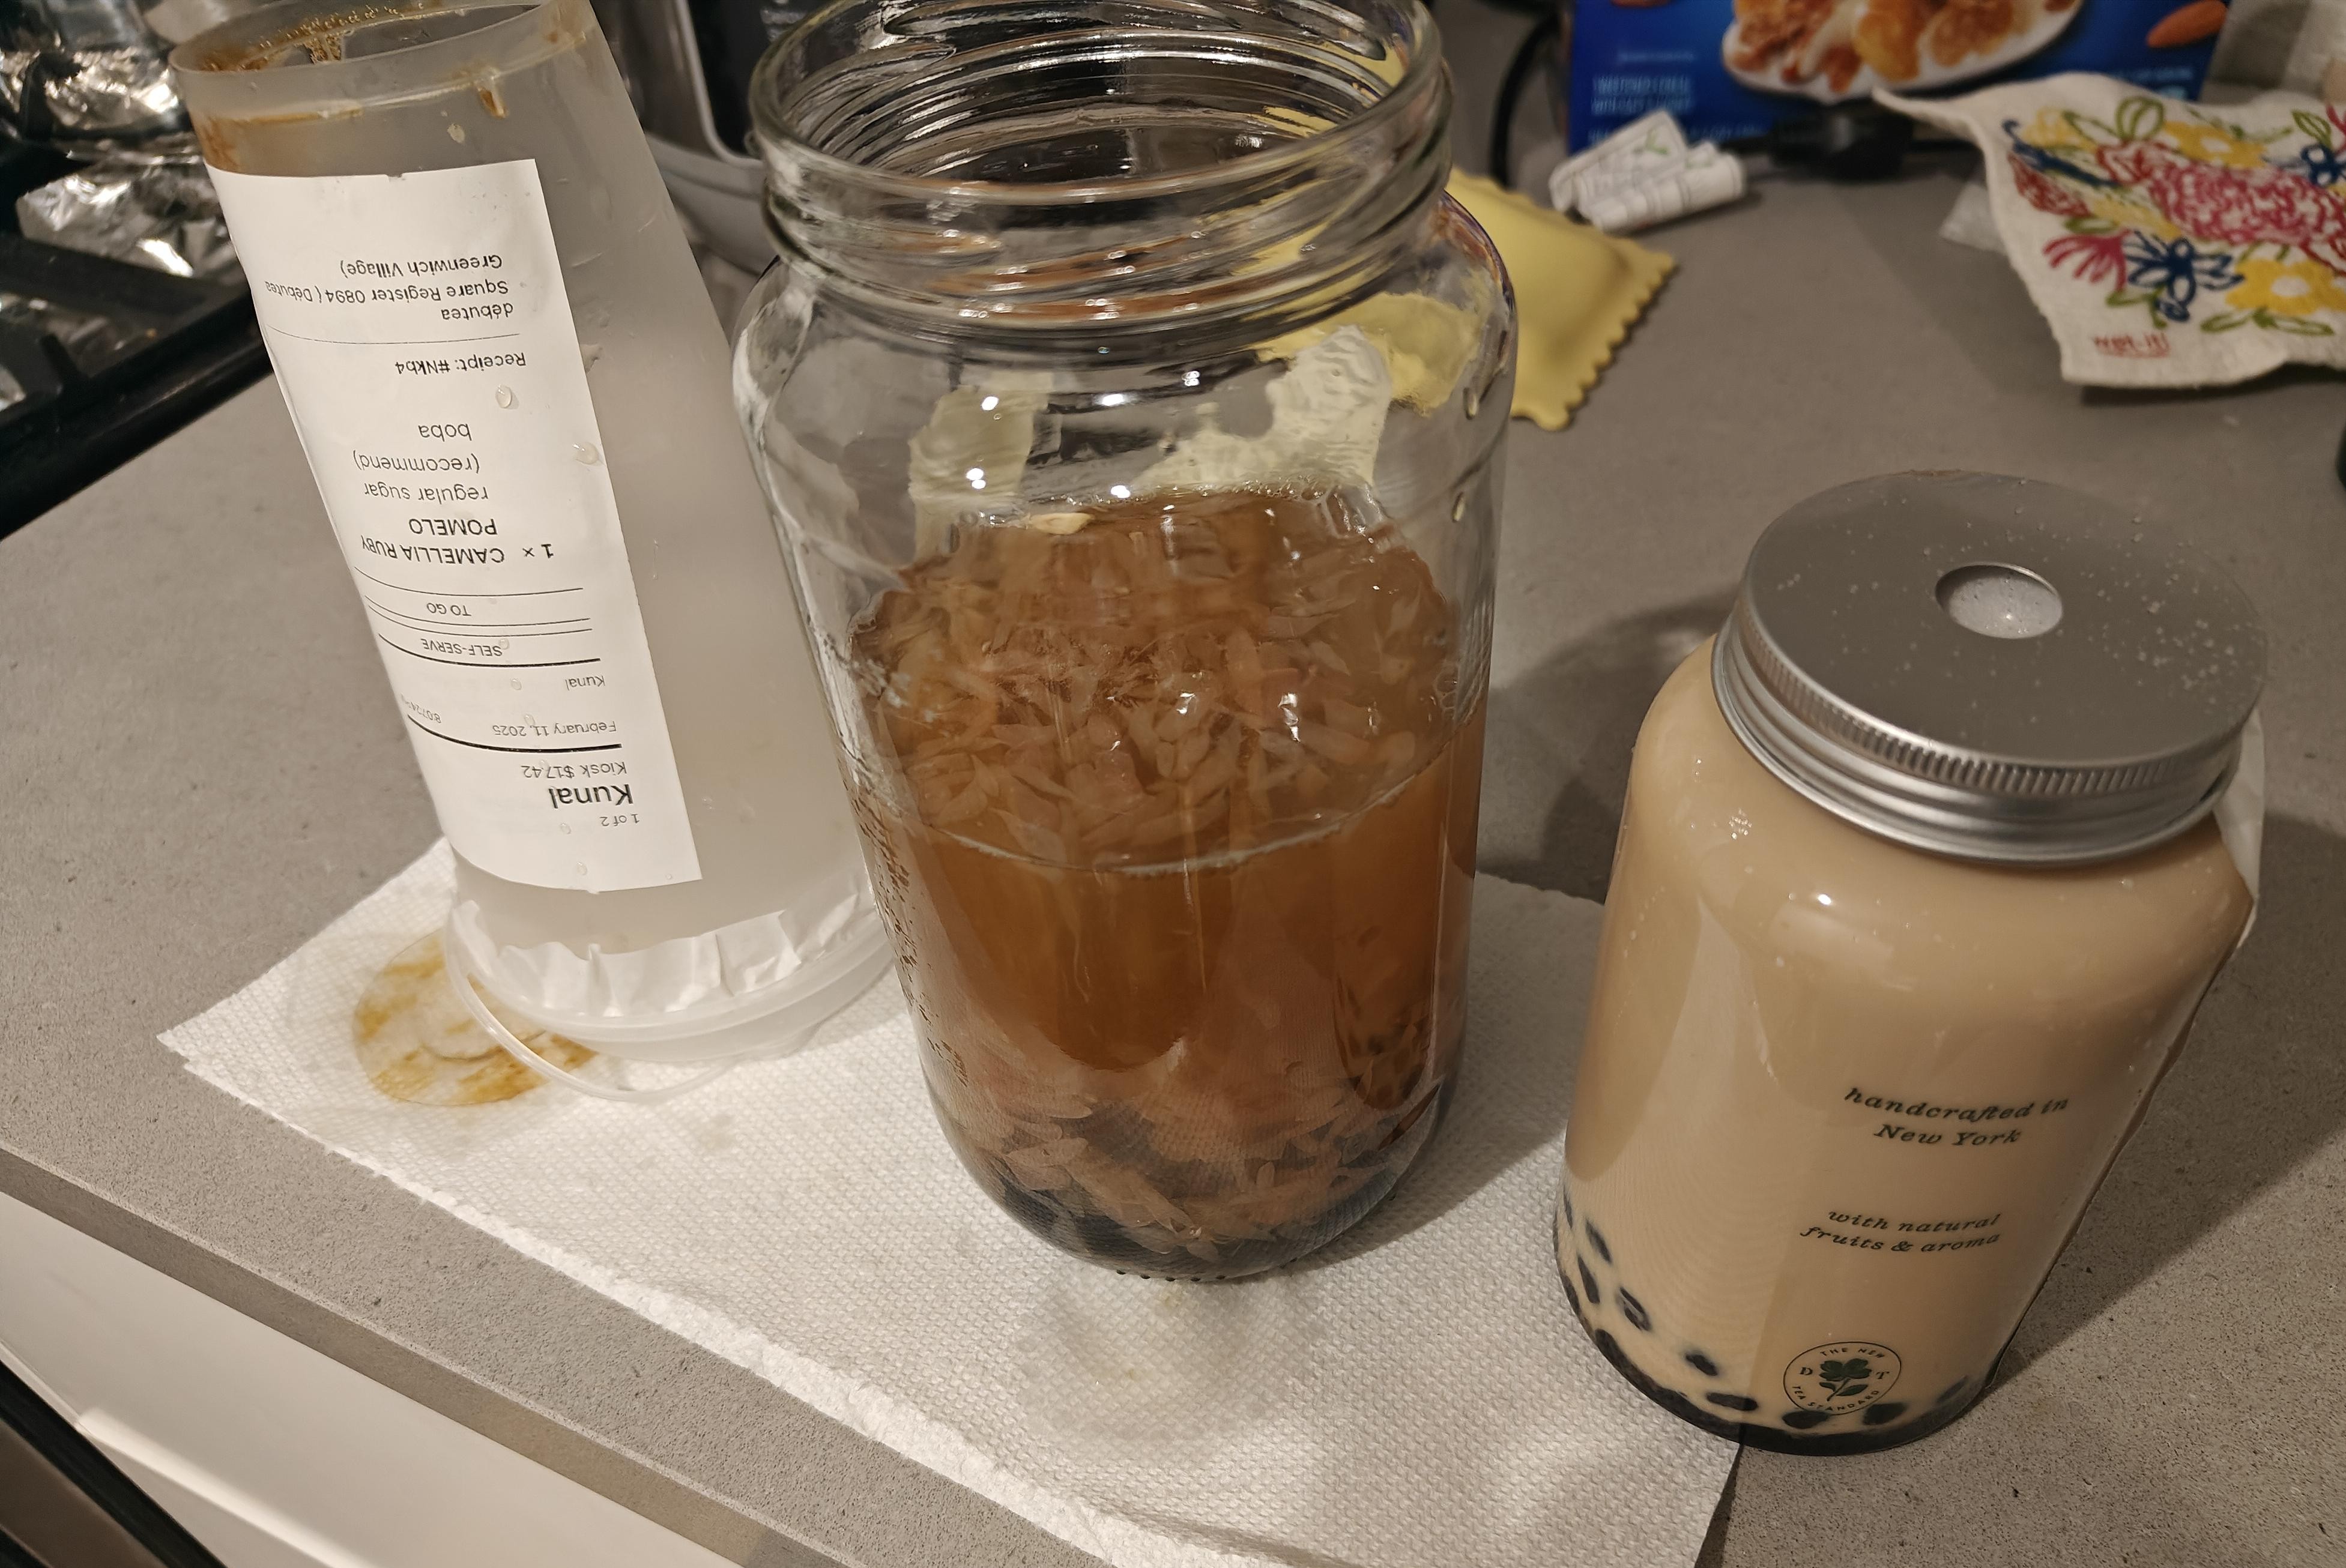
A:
745 0 1453 337
1711 472 2265 867
751 0 1442 206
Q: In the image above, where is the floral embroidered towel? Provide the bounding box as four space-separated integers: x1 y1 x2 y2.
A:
1884 74 2346 387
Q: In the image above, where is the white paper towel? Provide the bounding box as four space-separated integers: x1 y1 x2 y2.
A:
162 843 1735 1568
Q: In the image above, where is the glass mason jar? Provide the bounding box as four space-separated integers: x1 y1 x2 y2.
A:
735 0 1514 1277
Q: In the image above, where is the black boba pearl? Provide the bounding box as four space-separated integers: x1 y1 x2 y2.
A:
1586 1223 1612 1263
1618 1289 1652 1332
1561 1190 1576 1230
1593 1328 1624 1366
1780 1409 1833 1430
1562 1274 1581 1312
1705 1392 1759 1411
995 1178 1060 1232
1071 1210 1134 1253
1684 1351 1720 1377
1577 1256 1601 1304
1861 1402 1909 1426
1935 1377 1971 1406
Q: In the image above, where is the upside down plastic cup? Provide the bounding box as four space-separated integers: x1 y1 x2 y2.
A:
173 0 890 1098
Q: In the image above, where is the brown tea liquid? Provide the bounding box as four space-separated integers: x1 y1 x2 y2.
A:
852 489 1484 1277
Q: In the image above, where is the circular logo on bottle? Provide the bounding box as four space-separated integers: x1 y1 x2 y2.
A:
1783 1342 1902 1414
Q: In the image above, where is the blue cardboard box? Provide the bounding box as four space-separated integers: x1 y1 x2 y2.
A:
1567 0 2224 148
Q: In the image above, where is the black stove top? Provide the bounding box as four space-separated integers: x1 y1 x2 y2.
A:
0 135 267 536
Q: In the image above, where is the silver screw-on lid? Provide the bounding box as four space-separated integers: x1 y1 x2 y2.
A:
1713 471 2266 866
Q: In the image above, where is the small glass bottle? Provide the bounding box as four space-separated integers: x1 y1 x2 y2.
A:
1559 472 2263 1452
736 0 1514 1276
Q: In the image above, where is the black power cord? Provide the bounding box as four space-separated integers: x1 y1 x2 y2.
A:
1723 103 1919 180
1489 10 1561 188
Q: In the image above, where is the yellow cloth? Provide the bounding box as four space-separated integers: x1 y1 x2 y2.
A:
1446 173 1673 430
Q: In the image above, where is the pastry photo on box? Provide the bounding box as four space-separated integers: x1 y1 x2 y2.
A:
1567 0 2228 147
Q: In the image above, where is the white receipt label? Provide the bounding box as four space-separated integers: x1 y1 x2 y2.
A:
210 161 701 893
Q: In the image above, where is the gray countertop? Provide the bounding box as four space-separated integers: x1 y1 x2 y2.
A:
5 26 2344 1565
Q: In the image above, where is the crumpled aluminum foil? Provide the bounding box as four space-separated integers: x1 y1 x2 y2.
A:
16 148 237 278
2 0 184 149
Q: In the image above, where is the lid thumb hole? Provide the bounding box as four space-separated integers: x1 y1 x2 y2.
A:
1935 563 2063 640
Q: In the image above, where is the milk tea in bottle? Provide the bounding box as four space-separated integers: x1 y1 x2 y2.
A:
1559 472 2263 1452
